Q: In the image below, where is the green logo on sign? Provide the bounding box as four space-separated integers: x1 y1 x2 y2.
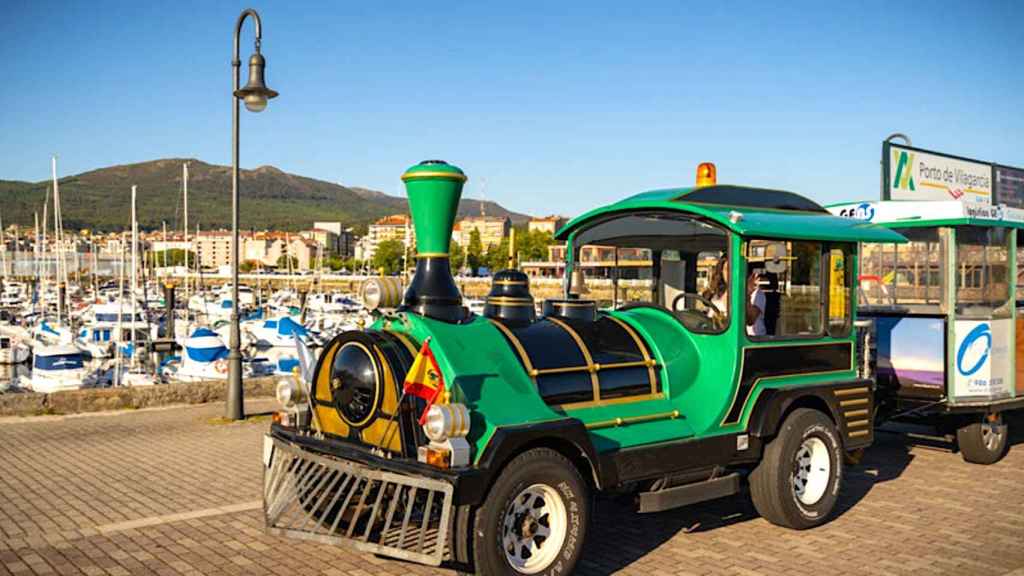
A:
892 150 915 191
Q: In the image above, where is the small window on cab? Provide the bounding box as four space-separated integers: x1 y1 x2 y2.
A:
745 239 826 339
826 245 854 337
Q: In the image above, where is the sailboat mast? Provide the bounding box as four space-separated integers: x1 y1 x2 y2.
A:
51 156 64 325
183 162 189 310
130 186 138 368
41 188 49 317
33 211 40 314
1 209 7 280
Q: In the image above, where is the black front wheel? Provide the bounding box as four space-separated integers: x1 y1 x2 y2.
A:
471 448 589 576
957 414 1009 465
749 408 844 529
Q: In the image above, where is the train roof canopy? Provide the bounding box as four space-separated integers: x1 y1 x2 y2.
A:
556 185 906 244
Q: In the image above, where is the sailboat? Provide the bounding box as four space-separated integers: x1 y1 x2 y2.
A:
110 185 157 387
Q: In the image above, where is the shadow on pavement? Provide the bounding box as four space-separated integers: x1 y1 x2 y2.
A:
573 431 915 575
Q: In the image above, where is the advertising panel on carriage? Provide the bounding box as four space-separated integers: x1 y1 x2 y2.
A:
883 142 993 204
994 164 1024 209
952 319 1014 400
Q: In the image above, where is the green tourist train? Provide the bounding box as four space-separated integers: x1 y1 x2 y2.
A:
262 160 904 575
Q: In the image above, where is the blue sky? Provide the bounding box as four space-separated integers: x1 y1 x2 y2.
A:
1 1 1021 217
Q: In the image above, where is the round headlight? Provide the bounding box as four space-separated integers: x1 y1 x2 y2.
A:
422 403 470 443
275 379 295 408
331 342 380 427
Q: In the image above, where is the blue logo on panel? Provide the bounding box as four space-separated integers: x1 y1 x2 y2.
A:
855 203 875 221
956 323 992 377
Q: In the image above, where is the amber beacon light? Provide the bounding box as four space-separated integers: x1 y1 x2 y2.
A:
696 162 717 187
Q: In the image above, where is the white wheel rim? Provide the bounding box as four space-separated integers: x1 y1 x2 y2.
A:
793 437 830 506
501 483 567 574
982 422 1004 452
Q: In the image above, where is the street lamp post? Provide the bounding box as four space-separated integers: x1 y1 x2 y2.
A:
227 8 278 420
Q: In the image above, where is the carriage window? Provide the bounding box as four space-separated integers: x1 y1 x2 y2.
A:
859 227 944 312
956 226 1011 319
827 246 853 337
746 240 823 338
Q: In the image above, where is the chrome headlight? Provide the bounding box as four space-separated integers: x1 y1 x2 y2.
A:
275 378 306 410
422 403 470 443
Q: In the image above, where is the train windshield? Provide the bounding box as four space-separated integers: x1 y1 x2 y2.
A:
567 211 729 333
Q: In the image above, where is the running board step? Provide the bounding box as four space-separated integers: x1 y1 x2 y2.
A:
638 473 741 513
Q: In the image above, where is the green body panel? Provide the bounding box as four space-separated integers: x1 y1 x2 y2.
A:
557 193 906 244
374 313 563 465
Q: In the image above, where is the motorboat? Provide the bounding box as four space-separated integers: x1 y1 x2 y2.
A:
23 345 94 393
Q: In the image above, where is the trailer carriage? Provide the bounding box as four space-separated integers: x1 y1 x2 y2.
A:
829 199 1024 463
264 161 903 575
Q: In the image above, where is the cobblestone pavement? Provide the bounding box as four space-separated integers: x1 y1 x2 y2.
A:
1 402 1023 576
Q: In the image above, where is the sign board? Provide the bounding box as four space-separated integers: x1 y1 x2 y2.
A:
994 165 1024 209
883 143 993 204
829 200 1024 226
951 319 1013 401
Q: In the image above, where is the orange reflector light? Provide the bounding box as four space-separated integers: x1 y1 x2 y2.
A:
420 446 451 469
696 162 717 187
272 411 283 424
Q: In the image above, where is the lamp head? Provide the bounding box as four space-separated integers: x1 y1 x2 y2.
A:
234 52 278 112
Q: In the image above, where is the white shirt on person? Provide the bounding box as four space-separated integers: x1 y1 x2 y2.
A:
748 289 766 337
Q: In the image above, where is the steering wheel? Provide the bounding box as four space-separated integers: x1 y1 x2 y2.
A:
671 292 722 331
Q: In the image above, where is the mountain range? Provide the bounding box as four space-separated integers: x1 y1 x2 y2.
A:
0 158 530 233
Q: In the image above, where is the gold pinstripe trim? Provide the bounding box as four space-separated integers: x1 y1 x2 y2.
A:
489 319 538 379
558 392 666 411
586 410 680 430
401 170 468 182
534 359 656 376
493 279 528 286
834 386 869 398
848 429 870 438
546 316 600 401
549 301 597 308
840 397 869 408
846 419 870 428
486 296 535 306
606 315 658 394
844 408 869 418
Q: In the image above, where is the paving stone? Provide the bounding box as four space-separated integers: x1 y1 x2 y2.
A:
1 400 1023 574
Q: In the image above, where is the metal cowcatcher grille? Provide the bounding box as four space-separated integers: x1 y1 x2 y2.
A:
262 436 454 566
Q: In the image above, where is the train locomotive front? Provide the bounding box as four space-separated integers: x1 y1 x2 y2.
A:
265 160 651 573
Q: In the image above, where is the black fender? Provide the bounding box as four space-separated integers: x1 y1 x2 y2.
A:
457 418 608 506
747 379 875 450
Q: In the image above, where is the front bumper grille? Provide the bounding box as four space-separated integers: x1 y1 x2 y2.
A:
262 435 454 566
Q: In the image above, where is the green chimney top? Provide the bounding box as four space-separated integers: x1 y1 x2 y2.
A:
401 160 467 256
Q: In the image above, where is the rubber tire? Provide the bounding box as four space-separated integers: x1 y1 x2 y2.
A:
471 448 589 576
749 408 843 530
957 416 1009 465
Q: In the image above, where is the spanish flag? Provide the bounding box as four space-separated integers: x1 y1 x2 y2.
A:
403 337 446 424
